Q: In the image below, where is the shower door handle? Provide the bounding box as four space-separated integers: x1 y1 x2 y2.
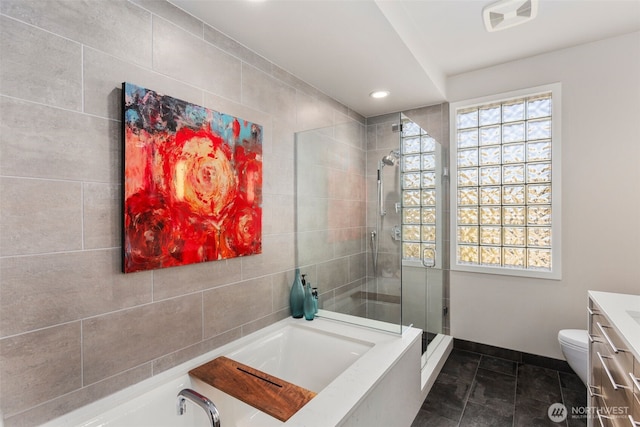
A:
422 248 435 268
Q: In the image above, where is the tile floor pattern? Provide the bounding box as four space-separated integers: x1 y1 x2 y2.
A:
412 349 587 427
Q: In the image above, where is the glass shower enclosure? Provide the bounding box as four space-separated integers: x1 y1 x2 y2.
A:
295 106 449 364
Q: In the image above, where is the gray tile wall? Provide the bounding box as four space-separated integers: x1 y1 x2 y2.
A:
0 1 364 425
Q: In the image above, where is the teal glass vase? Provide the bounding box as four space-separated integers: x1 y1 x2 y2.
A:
303 281 315 321
289 268 304 318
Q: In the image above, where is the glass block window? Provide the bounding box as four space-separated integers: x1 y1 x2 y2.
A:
451 85 561 279
401 118 437 263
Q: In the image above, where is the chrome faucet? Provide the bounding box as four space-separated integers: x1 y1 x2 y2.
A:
177 388 221 427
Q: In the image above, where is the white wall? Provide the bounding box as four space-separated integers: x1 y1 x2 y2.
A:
447 32 640 359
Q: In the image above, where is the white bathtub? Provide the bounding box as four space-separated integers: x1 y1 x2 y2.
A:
42 316 424 427
225 322 373 393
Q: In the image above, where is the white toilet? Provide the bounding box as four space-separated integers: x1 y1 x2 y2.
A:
558 329 589 385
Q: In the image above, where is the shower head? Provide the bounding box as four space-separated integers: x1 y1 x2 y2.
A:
381 150 400 166
381 156 395 166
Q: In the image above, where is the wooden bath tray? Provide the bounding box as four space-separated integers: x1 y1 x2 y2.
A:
189 356 316 422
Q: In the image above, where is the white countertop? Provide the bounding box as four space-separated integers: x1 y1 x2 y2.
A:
589 290 640 360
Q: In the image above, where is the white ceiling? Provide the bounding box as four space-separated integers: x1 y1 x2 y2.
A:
169 0 640 117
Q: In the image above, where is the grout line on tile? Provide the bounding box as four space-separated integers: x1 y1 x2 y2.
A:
512 361 518 427
456 353 481 426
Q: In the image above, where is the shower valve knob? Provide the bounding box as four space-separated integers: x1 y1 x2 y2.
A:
391 225 401 241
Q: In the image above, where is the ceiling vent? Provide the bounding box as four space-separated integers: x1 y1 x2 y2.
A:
483 0 538 32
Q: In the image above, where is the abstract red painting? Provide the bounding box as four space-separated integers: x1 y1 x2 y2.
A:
122 82 262 273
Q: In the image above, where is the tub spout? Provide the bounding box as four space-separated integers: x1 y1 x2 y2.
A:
177 388 221 427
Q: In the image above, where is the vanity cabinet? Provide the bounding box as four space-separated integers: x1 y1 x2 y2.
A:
588 294 640 427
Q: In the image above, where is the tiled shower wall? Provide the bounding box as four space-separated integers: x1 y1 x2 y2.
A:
0 1 364 425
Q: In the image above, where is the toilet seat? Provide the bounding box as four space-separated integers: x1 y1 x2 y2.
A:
558 329 588 350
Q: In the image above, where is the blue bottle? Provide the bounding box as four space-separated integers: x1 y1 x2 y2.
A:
303 280 315 321
289 269 304 318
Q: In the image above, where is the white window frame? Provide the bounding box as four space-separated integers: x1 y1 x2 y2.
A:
449 83 562 280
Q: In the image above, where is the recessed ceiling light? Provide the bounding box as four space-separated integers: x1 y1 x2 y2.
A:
370 90 390 99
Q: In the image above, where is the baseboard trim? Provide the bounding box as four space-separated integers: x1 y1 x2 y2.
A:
453 338 573 373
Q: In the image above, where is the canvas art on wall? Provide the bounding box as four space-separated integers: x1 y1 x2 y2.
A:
122 82 263 273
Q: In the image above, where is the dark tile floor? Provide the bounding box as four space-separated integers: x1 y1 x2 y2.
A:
412 348 588 427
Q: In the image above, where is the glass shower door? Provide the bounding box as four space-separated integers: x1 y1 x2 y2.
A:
398 114 447 363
